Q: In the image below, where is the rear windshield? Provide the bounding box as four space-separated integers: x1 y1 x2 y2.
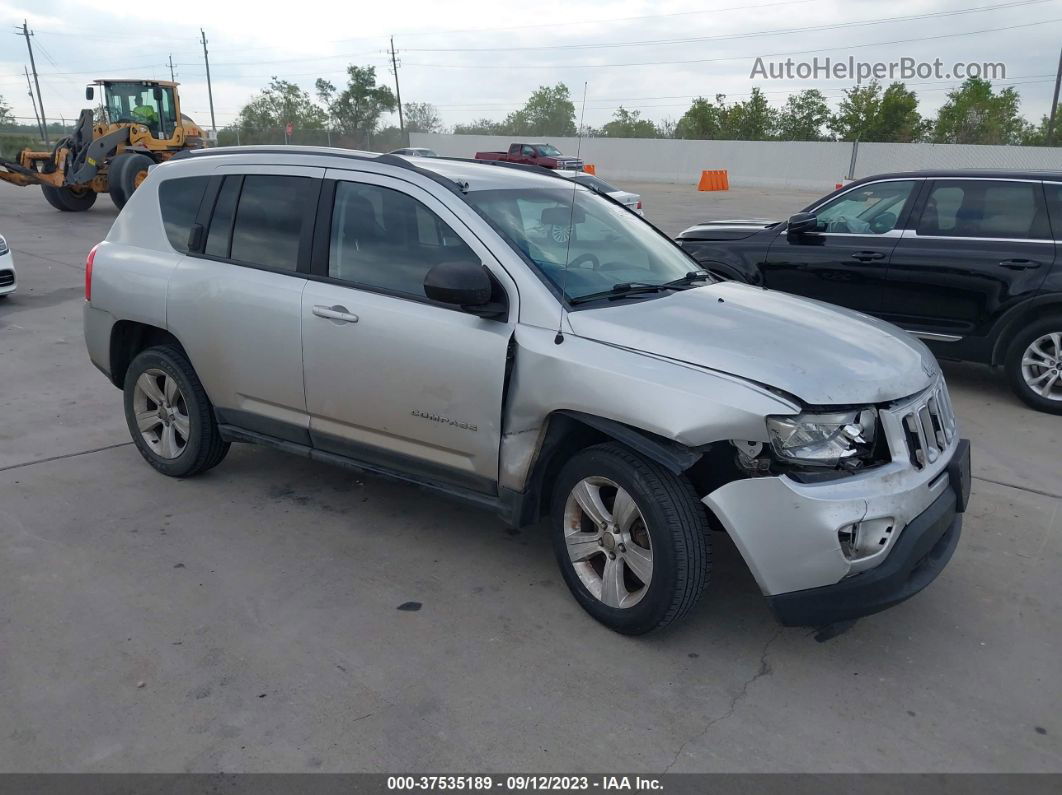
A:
574 174 619 193
158 176 209 252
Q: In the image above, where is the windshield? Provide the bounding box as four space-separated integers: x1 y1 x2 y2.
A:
465 187 696 301
536 144 562 157
104 82 177 138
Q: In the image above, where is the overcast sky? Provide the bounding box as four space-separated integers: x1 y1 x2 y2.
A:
1 0 1059 133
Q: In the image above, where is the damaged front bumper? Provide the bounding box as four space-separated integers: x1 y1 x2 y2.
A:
704 437 970 627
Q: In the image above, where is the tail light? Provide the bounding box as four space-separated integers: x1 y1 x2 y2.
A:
636 200 643 210
85 244 99 302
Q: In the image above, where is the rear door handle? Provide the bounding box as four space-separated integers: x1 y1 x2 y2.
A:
312 304 359 324
851 251 886 262
998 259 1042 270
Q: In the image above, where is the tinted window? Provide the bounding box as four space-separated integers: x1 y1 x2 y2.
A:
916 180 1049 239
229 175 314 270
158 176 208 252
205 176 240 258
813 180 915 234
329 181 477 297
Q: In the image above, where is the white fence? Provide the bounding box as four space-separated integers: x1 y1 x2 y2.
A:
410 132 1062 191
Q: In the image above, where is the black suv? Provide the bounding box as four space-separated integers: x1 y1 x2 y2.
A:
677 170 1062 413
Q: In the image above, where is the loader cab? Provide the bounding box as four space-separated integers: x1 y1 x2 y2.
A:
88 80 179 141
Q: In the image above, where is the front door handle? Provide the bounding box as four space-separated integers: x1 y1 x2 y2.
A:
850 251 886 262
313 304 359 324
998 259 1042 270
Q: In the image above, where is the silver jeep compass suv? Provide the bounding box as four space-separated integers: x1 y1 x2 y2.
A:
83 147 971 634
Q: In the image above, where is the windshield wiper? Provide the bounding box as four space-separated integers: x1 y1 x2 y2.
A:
567 271 711 306
568 282 665 305
662 270 711 287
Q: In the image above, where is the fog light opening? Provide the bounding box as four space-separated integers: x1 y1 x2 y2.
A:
838 518 896 561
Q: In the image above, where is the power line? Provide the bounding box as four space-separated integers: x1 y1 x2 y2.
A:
403 0 1053 53
399 18 1062 69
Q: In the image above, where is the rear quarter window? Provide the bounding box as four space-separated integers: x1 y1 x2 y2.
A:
158 176 209 252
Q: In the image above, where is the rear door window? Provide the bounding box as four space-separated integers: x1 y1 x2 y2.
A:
916 180 1049 240
158 176 209 252
227 175 315 271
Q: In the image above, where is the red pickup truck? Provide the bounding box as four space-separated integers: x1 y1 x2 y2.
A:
474 142 584 171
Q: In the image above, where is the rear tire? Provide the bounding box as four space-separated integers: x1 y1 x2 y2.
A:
107 153 133 208
42 185 97 212
123 345 230 477
1005 315 1062 414
550 443 710 635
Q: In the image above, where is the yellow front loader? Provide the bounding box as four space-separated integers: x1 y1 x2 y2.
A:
0 79 207 211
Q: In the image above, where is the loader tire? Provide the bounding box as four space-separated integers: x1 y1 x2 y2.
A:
42 185 97 212
110 152 153 209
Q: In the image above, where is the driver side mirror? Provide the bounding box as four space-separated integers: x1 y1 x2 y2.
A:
85 86 94 101
423 260 506 320
787 212 819 235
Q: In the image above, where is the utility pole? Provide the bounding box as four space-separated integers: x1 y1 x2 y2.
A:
390 36 404 140
1047 46 1062 147
19 20 48 145
200 28 217 137
24 66 44 141
168 54 175 82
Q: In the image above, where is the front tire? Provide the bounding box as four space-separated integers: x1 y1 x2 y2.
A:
123 345 229 477
550 443 710 635
41 185 97 212
1005 316 1062 414
108 152 153 209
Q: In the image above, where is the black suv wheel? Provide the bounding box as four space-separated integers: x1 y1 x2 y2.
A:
1005 315 1062 414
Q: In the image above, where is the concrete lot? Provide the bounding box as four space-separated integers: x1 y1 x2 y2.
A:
1 179 1059 773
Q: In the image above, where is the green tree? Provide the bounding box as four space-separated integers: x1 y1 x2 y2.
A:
676 89 777 140
726 87 777 140
0 93 11 125
404 102 443 134
675 95 727 139
776 89 830 141
601 106 659 138
931 78 1028 145
326 65 397 145
502 83 576 136
453 118 505 135
1020 105 1062 145
830 81 926 142
236 77 327 135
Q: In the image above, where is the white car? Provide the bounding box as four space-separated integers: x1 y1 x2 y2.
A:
0 235 15 297
556 170 643 215
389 147 439 158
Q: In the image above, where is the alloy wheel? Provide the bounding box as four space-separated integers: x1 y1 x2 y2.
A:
1021 332 1062 402
132 368 190 458
562 476 654 609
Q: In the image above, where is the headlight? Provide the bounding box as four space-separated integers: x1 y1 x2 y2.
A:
0 235 8 256
766 409 878 468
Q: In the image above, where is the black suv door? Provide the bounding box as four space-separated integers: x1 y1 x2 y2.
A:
759 179 920 314
883 178 1054 342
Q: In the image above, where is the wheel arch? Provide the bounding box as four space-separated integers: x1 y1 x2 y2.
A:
508 410 708 528
989 294 1062 365
108 320 183 388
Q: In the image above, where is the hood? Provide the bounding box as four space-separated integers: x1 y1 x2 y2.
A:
567 283 937 406
677 219 779 241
